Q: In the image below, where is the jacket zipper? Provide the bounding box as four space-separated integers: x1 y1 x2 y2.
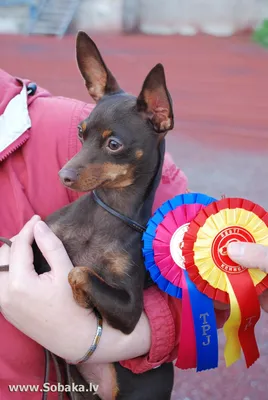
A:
0 131 30 163
0 81 41 164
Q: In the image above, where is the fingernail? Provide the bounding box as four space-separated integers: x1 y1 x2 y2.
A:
35 221 50 234
228 242 245 258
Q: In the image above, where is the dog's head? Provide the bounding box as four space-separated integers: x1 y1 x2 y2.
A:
59 32 174 192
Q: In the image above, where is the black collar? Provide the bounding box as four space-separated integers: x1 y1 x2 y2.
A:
92 190 146 234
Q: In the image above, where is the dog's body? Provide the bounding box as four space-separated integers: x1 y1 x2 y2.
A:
67 360 174 400
0 32 175 399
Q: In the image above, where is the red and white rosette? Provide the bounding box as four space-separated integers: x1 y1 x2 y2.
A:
182 197 268 368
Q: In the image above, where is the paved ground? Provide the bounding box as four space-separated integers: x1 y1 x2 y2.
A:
1 32 268 399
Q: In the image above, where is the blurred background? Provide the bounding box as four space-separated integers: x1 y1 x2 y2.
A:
1 1 268 399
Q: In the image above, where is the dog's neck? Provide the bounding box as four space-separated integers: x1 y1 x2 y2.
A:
95 173 154 219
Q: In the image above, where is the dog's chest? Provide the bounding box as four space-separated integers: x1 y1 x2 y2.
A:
47 216 139 276
45 195 144 274
50 222 116 265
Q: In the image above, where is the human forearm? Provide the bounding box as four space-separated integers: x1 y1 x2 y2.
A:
0 216 152 364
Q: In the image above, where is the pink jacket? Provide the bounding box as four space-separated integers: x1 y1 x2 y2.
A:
0 69 190 398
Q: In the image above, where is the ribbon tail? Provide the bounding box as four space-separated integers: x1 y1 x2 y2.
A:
176 272 196 369
185 271 218 372
228 272 261 368
223 276 241 367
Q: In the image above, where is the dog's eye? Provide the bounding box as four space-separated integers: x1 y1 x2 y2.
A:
77 126 83 139
107 138 123 152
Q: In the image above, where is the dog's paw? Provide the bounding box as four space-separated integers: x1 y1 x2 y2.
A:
68 267 91 308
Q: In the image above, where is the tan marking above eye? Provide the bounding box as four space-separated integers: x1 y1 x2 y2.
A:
135 150 144 159
81 121 87 131
102 129 112 139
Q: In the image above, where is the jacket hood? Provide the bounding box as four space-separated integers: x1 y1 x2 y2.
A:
0 68 51 113
0 68 52 162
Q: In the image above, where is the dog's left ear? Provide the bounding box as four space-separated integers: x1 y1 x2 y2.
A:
137 64 174 134
76 31 121 102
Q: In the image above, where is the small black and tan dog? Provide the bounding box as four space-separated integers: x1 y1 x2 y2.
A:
0 32 175 399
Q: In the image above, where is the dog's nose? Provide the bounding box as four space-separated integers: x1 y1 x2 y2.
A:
59 168 78 186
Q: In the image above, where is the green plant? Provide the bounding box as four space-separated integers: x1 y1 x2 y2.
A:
253 19 268 48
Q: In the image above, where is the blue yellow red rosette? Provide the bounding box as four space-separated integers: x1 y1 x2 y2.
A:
142 193 219 372
182 197 268 368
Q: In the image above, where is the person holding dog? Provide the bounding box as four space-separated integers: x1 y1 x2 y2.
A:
0 67 191 399
0 60 267 399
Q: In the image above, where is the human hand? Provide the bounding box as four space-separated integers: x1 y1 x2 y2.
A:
227 242 268 312
0 215 151 363
0 215 97 361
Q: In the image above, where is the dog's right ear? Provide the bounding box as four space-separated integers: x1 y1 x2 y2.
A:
76 31 121 102
137 64 174 134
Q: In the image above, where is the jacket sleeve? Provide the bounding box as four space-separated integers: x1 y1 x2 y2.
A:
120 152 229 374
120 288 229 374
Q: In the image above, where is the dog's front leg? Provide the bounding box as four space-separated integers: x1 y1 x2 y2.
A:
68 266 143 335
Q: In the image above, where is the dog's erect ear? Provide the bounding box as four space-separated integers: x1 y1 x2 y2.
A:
76 31 121 102
137 64 174 134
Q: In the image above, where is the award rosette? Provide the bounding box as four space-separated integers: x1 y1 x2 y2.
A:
142 193 219 372
182 197 268 368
